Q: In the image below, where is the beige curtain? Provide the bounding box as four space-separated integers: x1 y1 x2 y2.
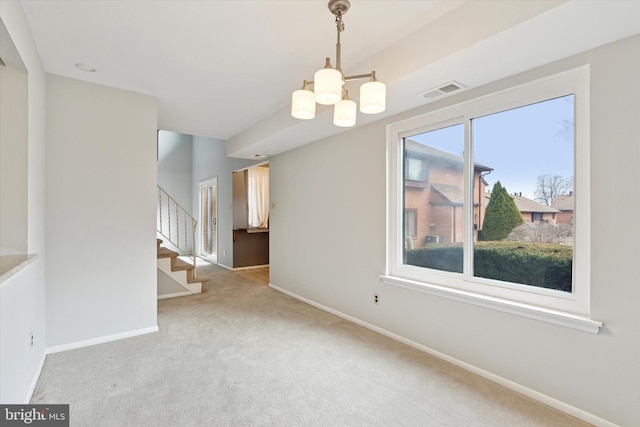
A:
248 167 269 229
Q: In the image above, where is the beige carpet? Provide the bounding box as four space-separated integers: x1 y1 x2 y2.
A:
31 263 591 427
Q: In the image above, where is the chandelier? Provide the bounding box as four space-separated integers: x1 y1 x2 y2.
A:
291 0 386 127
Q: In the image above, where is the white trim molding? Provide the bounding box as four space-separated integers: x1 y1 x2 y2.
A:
233 264 269 271
46 325 159 355
158 291 192 300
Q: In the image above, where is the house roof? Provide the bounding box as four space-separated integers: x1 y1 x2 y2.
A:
431 183 464 205
551 194 574 211
405 139 492 172
511 195 560 214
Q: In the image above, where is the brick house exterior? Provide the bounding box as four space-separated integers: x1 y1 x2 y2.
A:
404 140 491 248
511 194 560 223
551 192 574 224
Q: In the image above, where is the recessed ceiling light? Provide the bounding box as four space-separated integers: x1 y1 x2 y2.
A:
75 63 96 72
252 154 269 159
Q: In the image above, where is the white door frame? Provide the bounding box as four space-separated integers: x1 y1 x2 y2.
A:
198 176 218 263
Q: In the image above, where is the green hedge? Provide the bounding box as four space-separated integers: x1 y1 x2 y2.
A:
405 241 572 291
405 244 463 273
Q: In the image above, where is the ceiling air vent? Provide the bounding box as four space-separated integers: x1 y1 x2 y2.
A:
418 81 466 99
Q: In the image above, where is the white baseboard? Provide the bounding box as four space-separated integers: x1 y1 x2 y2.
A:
158 291 192 300
218 263 234 271
46 325 159 355
24 350 47 403
233 264 269 271
268 283 619 427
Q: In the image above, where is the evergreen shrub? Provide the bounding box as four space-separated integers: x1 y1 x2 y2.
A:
405 241 572 291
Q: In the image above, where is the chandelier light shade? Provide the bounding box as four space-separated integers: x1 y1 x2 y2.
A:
333 93 357 127
291 82 316 120
314 60 343 105
360 74 386 114
291 0 386 127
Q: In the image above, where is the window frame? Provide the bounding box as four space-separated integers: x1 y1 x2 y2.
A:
383 67 601 333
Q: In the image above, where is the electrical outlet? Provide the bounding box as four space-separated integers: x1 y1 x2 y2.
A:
374 293 380 305
29 331 34 349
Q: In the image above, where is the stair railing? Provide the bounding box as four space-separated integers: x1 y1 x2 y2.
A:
157 185 197 278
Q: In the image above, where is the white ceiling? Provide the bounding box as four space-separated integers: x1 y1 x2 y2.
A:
19 0 640 158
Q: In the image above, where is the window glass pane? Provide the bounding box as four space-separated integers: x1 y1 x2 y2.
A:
472 95 574 292
403 124 464 273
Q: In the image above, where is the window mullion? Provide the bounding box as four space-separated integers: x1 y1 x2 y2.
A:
463 117 473 279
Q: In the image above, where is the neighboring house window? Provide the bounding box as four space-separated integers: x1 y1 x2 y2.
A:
405 155 428 182
404 209 417 238
384 67 597 331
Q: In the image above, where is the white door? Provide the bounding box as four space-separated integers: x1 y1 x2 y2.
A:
199 177 218 263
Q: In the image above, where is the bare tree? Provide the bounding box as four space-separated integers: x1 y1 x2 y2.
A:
508 222 573 244
534 174 573 206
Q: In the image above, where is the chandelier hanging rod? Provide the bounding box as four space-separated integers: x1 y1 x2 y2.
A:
333 0 346 72
319 1 379 84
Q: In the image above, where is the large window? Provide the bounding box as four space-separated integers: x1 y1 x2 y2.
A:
385 68 599 332
471 96 574 291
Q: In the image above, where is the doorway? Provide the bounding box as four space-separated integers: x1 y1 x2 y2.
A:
199 177 218 263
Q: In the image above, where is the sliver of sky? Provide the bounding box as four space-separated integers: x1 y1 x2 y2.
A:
409 95 574 200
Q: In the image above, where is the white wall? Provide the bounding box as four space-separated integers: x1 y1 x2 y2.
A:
0 1 47 403
45 75 158 347
192 136 258 269
270 35 640 427
157 130 193 210
0 65 27 255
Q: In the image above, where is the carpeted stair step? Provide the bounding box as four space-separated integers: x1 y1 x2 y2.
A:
157 247 178 259
187 270 209 285
157 240 207 293
171 258 195 272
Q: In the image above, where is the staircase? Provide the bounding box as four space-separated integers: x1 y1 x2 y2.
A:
157 238 209 295
156 185 208 298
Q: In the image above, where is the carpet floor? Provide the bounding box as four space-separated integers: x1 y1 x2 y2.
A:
31 263 591 426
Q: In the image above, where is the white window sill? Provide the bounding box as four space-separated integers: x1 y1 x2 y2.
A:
380 275 602 334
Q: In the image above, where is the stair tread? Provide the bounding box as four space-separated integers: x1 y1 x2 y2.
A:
172 258 195 271
157 247 178 258
188 275 209 284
